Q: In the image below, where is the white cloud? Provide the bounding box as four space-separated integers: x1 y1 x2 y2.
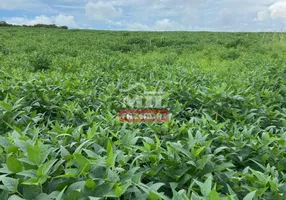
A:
85 1 122 21
54 14 77 27
155 19 186 31
126 22 150 31
6 15 53 25
124 18 186 31
155 19 173 30
1 0 286 31
257 1 286 21
257 10 270 21
5 14 77 28
269 1 286 19
53 5 84 9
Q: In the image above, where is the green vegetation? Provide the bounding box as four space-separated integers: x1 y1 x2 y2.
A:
0 27 285 200
0 21 68 29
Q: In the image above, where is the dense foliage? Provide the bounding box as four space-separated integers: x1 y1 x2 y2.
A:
0 21 68 29
0 27 285 200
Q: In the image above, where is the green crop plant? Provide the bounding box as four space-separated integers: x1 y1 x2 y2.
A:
0 27 285 200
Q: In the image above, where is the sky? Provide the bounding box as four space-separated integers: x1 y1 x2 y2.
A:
0 0 286 31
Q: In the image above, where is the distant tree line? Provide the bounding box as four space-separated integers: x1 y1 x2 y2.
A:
0 21 68 29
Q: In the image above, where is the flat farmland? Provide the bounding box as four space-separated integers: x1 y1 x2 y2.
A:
0 27 285 200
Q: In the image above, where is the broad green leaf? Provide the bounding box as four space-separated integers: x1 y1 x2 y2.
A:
74 154 90 175
35 193 51 200
0 176 18 192
114 182 131 196
243 191 256 200
0 101 12 111
23 185 42 200
8 195 25 200
208 189 221 200
56 186 67 200
7 146 19 154
88 197 101 200
217 163 235 172
36 159 58 177
149 191 163 200
22 177 40 186
74 140 92 153
67 181 86 193
106 140 115 168
7 156 22 173
0 190 9 200
195 174 212 196
27 145 41 165
0 136 12 147
194 146 206 157
64 190 82 200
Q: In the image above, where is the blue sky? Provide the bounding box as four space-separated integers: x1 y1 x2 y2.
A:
1 0 286 31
